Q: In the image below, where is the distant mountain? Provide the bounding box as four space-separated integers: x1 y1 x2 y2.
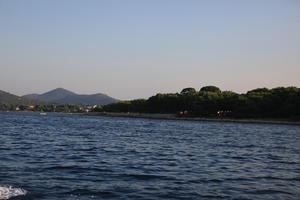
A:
22 93 39 99
22 88 118 105
23 88 76 102
0 90 42 105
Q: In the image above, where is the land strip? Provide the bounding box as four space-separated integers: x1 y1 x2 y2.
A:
85 112 300 126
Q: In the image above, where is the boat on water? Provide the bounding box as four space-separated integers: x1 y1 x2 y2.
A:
40 112 47 115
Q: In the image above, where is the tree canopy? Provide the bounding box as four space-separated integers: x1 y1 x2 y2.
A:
93 86 300 120
200 86 221 93
180 87 196 95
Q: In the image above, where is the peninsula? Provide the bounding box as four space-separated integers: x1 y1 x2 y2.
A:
92 86 300 123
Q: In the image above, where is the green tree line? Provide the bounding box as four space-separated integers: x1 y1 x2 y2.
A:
93 86 300 119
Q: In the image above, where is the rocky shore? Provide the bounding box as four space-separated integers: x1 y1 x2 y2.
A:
85 112 300 126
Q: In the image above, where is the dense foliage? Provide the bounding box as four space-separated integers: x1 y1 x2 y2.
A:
93 86 300 119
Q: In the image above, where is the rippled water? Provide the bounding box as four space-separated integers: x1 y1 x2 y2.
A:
0 112 300 200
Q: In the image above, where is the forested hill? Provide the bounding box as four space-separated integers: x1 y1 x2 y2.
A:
23 88 118 105
94 86 300 120
0 90 43 105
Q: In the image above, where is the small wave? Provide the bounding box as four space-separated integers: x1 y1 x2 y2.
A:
65 189 120 198
45 166 113 172
0 186 27 200
246 189 292 195
126 173 168 180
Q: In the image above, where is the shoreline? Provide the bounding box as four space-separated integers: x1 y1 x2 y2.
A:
84 112 300 126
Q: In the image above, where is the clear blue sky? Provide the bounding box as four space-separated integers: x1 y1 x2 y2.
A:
0 0 299 99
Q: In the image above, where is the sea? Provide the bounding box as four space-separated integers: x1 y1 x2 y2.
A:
0 111 299 200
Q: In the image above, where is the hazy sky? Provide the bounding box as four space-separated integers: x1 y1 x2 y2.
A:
0 0 299 100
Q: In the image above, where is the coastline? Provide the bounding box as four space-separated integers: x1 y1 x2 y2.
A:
84 112 300 126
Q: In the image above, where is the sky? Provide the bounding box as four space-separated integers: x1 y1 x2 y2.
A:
0 0 299 100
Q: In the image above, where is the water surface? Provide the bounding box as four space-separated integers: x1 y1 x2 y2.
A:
0 112 299 200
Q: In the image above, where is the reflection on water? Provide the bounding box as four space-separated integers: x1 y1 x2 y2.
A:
0 112 300 200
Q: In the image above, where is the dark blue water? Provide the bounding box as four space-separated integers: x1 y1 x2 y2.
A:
0 112 300 200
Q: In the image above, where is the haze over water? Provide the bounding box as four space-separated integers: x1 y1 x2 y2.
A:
1 112 300 200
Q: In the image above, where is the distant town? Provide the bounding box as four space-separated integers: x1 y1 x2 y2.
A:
0 88 117 113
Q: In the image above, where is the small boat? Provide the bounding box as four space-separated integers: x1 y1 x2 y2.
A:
40 112 47 115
